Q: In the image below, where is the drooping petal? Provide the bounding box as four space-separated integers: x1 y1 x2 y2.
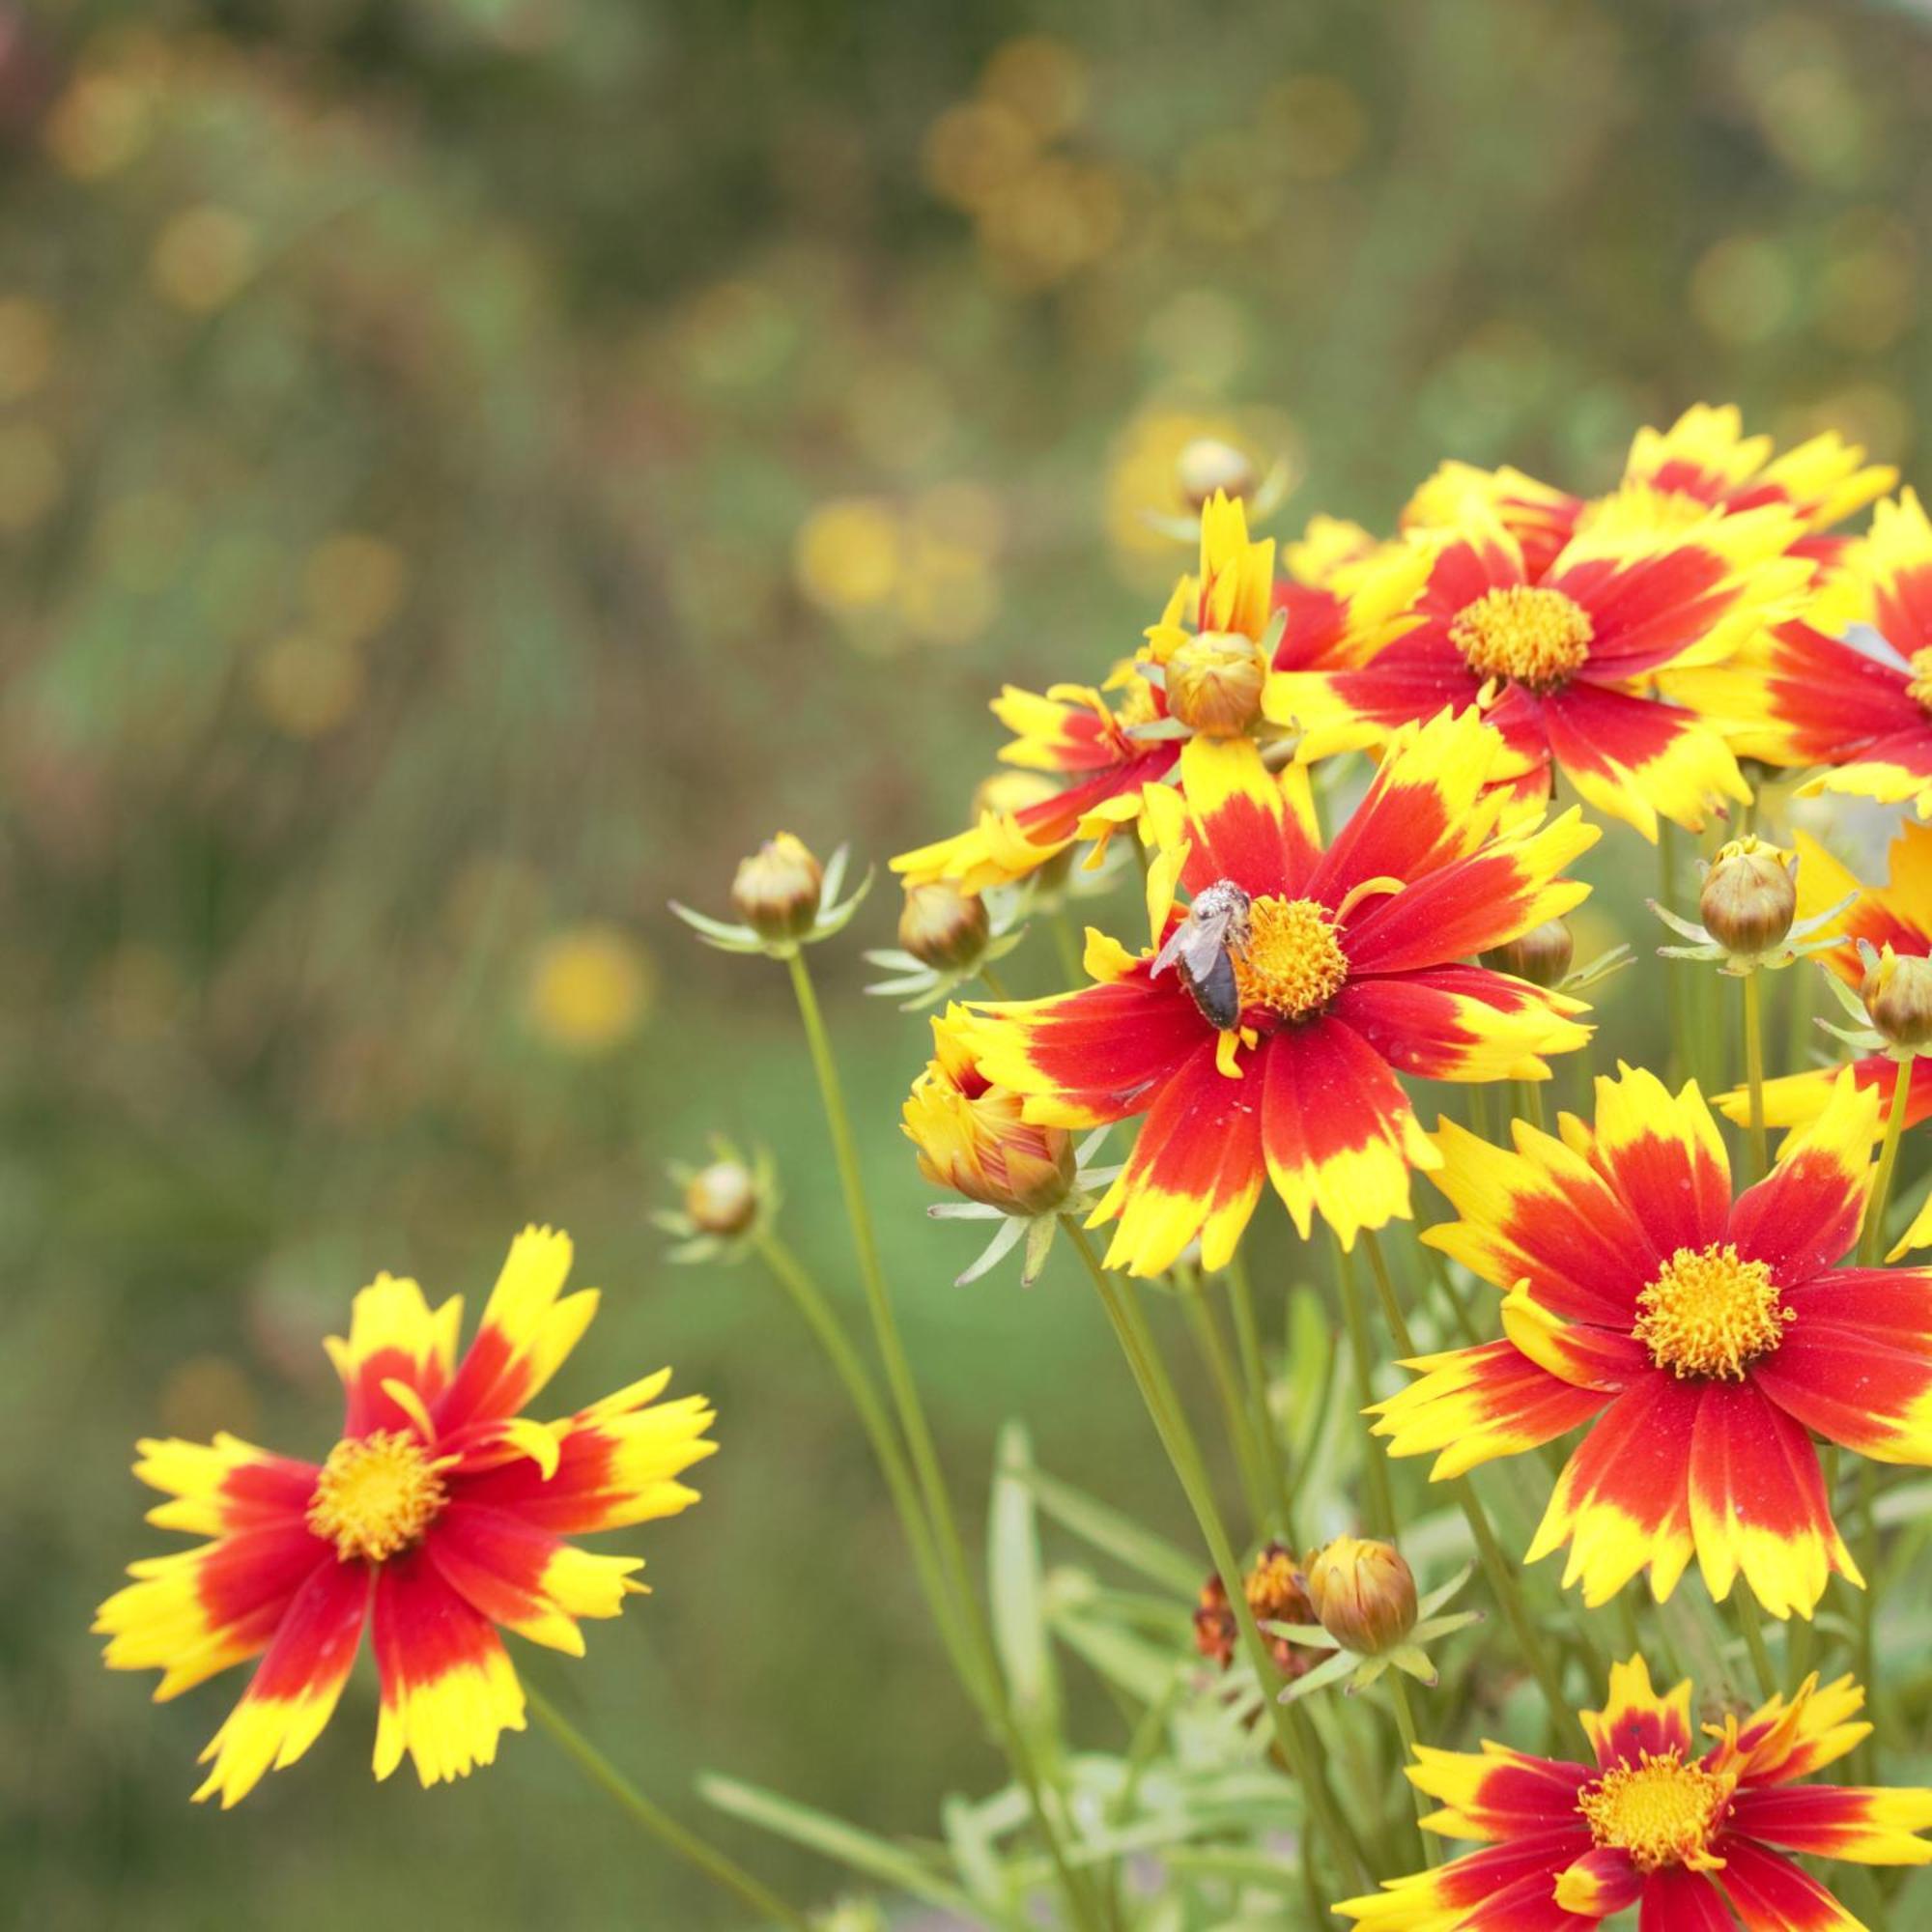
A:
130 1434 319 1537
1687 1378 1856 1620
1406 1741 1593 1842
1712 1835 1863 1931
1580 1653 1695 1771
1721 1673 1869 1788
1729 1784 1932 1864
324 1272 464 1438
96 1520 335 1701
1584 1065 1732 1261
190 1556 369 1807
1528 1376 1701 1607
423 1501 643 1657
1540 679 1749 841
1335 965 1590 1084
1372 1339 1610 1480
370 1547 526 1786
1552 1846 1644 1918
1256 1016 1436 1250
1752 1269 1932 1463
1092 1037 1265 1275
434 1227 599 1435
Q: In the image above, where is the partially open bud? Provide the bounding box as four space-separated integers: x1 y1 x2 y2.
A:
902 1007 1074 1215
730 833 823 941
1165 631 1268 737
682 1158 759 1237
1700 837 1796 958
1192 1541 1328 1680
897 881 990 970
1176 437 1258 511
1864 945 1932 1049
1301 1536 1418 1657
1481 918 1575 988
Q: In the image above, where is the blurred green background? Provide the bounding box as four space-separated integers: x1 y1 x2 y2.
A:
6 0 1932 1924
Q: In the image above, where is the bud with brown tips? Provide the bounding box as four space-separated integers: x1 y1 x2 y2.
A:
730 832 824 941
1165 630 1268 737
1301 1536 1418 1657
897 881 991 971
1864 945 1932 1050
1699 836 1797 959
1176 437 1259 511
682 1159 759 1238
1481 917 1575 988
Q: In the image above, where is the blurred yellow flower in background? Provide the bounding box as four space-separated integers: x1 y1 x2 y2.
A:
525 924 655 1054
149 205 258 314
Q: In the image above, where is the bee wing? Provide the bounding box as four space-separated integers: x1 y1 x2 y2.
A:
1152 914 1228 982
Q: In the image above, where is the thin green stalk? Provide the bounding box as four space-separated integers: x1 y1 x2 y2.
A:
1333 1235 1396 1539
1857 1455 1881 1787
753 1231 976 1696
1386 1673 1435 1868
1360 1232 1579 1742
1732 1586 1778 1700
980 962 1010 998
526 1685 810 1930
1050 906 1084 984
1514 1079 1548 1136
1181 1278 1274 1539
1660 823 1689 1087
1065 1222 1370 1895
1743 969 1769 1184
1228 1250 1293 1538
1861 1054 1916 1264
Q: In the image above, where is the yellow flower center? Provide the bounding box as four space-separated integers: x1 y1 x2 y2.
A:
306 1429 447 1562
1633 1242 1792 1380
1907 647 1932 712
1577 1751 1734 1873
1232 895 1349 1020
1450 585 1595 692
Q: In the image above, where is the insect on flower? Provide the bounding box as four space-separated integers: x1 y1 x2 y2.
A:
1149 877 1253 1031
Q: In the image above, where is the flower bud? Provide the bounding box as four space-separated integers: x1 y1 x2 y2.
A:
1481 918 1575 988
1699 837 1796 958
1863 945 1932 1049
897 881 990 970
1176 437 1258 511
1164 630 1268 737
902 1008 1074 1216
1301 1536 1418 1656
730 832 823 941
682 1159 759 1237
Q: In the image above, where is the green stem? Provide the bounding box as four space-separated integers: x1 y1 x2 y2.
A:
980 962 1010 998
1861 1054 1916 1264
1333 1235 1396 1539
1065 1222 1369 1895
526 1685 810 1930
1050 907 1084 984
1181 1277 1274 1539
1743 970 1769 1184
1228 1250 1292 1539
1732 1586 1778 1700
1660 823 1689 1087
1360 1232 1579 1742
1386 1673 1435 1867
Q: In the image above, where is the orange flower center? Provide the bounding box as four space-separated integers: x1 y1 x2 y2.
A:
1232 895 1349 1020
306 1429 446 1562
1907 647 1932 712
1633 1241 1792 1380
1577 1750 1733 1872
1450 584 1594 691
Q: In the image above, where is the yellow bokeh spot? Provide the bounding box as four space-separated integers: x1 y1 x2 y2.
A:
150 206 258 315
794 497 902 612
250 634 366 739
922 99 1038 211
526 924 655 1054
157 1354 259 1444
45 71 153 180
1260 75 1370 180
0 298 58 402
303 532 410 643
980 36 1089 140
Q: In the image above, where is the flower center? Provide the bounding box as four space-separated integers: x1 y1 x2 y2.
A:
1632 1242 1792 1380
1232 895 1349 1021
1449 585 1594 692
1907 647 1932 712
306 1429 446 1563
1577 1751 1733 1873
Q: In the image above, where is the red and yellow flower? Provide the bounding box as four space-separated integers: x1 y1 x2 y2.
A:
965 708 1595 1273
1340 1654 1932 1929
1718 821 1932 1144
892 493 1424 893
1267 498 1808 839
97 1227 716 1804
1375 1066 1932 1618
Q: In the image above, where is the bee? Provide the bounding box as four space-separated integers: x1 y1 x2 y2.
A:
1151 879 1253 1032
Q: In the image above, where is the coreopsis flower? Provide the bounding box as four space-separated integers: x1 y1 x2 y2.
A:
1267 499 1807 838
891 493 1425 894
1339 1655 1932 1929
1670 493 1932 820
968 709 1596 1271
1718 822 1932 1141
97 1228 716 1804
1374 1065 1932 1619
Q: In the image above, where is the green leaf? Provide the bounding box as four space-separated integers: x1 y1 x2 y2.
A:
1052 1609 1182 1705
989 1422 1058 1731
1023 1466 1203 1596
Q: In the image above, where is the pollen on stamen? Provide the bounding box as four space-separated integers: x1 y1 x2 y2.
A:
1906 646 1932 712
1577 1750 1734 1873
1449 584 1594 692
1231 895 1349 1021
306 1429 448 1563
1632 1241 1793 1380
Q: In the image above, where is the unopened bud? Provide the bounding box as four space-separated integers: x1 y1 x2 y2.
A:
1482 918 1575 988
682 1159 759 1237
730 833 823 941
898 881 990 970
1165 631 1268 737
1301 1536 1417 1656
1864 946 1932 1049
1176 437 1258 511
1700 837 1796 958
